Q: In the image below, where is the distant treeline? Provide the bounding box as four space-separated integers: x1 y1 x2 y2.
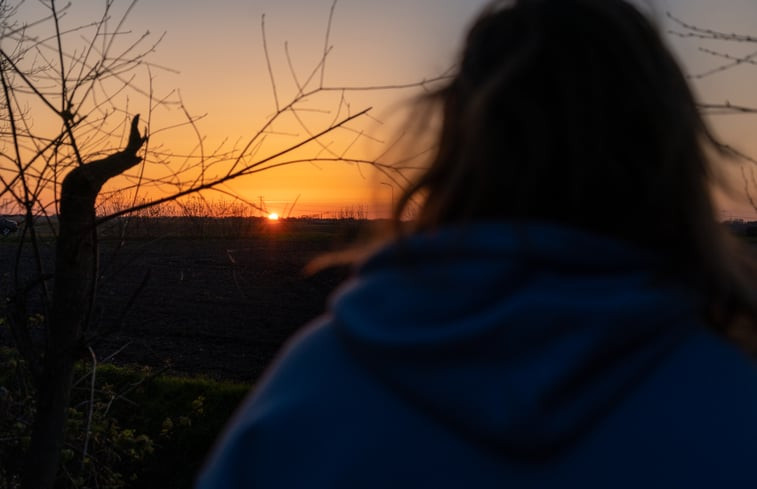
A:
0 215 382 240
725 220 757 237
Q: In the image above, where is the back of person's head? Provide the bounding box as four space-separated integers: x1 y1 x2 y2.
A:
392 0 757 340
402 0 707 239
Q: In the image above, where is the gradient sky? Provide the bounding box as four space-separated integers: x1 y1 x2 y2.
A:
119 0 492 218
14 0 757 218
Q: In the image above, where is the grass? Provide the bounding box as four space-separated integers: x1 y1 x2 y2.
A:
0 349 250 489
81 364 250 488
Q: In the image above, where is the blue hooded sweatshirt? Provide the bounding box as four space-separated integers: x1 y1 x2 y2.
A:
197 222 757 488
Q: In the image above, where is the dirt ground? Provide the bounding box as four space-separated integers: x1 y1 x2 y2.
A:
0 219 367 382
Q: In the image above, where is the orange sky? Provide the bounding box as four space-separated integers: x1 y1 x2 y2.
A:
95 0 490 219
7 0 757 219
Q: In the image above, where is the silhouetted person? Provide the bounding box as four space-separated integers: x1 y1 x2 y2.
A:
198 1 757 487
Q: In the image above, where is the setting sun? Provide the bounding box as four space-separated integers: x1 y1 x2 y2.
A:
267 213 279 221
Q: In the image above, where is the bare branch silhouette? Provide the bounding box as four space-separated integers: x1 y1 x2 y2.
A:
668 11 757 215
320 0 337 88
0 2 444 486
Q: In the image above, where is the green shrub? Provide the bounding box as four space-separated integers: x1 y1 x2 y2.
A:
0 350 249 489
91 365 249 488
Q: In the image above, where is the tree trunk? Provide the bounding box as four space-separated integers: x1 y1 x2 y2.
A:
22 116 146 489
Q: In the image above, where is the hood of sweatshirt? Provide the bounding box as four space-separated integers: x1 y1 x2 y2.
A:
330 222 700 456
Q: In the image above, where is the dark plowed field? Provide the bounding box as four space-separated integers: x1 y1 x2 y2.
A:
0 220 367 382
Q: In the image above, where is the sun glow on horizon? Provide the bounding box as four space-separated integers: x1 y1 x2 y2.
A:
267 213 279 221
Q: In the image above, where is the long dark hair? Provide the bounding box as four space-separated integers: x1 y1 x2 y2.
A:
390 0 757 341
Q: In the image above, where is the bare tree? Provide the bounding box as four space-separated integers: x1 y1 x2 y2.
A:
667 12 757 209
0 1 440 487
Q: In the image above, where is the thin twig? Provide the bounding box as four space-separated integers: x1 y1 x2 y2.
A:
320 0 337 88
261 14 279 111
81 346 97 471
